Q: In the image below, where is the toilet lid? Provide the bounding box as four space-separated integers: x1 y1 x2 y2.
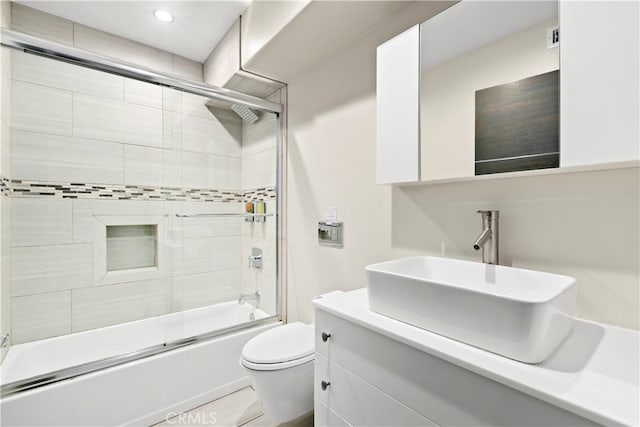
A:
242 322 314 364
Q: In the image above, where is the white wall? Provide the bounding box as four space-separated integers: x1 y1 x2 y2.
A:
285 3 639 329
240 0 310 70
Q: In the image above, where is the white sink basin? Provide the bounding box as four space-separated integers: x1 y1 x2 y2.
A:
365 256 577 363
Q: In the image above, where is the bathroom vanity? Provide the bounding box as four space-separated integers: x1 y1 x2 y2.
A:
313 289 639 426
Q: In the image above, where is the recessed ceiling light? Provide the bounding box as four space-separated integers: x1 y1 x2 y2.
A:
153 10 174 23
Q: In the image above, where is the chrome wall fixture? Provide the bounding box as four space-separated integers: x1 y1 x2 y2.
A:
0 28 285 396
0 334 9 349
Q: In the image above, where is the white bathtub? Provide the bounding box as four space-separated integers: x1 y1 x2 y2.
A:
0 301 279 426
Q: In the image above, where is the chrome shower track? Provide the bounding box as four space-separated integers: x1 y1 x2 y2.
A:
0 29 282 114
1 316 280 397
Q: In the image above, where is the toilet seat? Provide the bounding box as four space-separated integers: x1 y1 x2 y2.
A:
241 322 314 371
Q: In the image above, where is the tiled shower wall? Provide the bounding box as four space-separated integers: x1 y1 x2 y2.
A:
239 89 282 317
1 0 12 362
8 49 248 344
3 3 281 344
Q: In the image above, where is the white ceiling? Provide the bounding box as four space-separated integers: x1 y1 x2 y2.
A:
15 0 251 62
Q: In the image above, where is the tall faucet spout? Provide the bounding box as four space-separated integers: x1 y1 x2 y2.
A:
473 210 499 265
473 228 492 250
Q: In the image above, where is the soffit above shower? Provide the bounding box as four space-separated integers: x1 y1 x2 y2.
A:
242 1 454 83
12 0 250 62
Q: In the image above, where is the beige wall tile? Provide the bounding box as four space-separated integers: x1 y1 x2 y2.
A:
180 202 243 239
71 278 171 332
183 93 219 119
163 149 182 188
11 244 92 297
123 145 163 187
11 81 72 136
182 238 212 275
124 79 162 109
11 198 72 247
242 111 277 156
11 291 71 343
1 46 11 178
172 270 241 312
1 0 11 29
11 130 124 184
73 24 173 74
211 237 243 271
73 93 162 147
172 55 203 82
12 49 124 101
181 114 242 157
162 88 183 113
182 152 241 190
242 148 276 190
163 110 182 150
11 3 73 45
72 199 164 244
204 19 240 86
0 196 10 360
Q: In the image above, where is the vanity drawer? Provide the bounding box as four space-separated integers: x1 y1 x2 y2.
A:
314 309 597 426
314 353 436 427
314 398 351 427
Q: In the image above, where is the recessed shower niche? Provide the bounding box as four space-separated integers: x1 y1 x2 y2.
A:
106 225 158 272
94 216 167 286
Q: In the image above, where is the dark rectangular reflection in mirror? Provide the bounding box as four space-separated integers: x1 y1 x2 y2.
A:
475 70 559 175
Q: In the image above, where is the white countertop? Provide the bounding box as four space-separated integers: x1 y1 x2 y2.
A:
313 288 640 426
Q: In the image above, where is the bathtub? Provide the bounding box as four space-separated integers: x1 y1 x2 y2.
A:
0 301 279 426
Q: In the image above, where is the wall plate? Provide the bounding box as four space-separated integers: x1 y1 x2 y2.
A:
318 221 343 248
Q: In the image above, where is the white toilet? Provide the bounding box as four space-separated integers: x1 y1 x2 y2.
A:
240 322 315 423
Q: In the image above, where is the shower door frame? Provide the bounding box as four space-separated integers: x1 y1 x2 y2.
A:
0 29 285 397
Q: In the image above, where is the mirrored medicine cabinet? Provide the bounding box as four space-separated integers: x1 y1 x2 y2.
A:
376 0 639 184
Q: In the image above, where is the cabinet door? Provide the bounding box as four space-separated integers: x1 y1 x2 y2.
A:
376 25 420 184
560 1 639 166
315 353 434 426
314 398 351 427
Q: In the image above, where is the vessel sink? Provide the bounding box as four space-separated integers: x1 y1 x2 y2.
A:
365 256 577 363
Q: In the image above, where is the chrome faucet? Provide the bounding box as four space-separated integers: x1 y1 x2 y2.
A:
239 290 260 307
0 333 9 349
473 210 499 265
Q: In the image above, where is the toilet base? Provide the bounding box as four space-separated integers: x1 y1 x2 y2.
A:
243 360 314 424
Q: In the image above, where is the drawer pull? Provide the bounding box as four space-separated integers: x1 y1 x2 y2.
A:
321 332 331 342
321 380 331 391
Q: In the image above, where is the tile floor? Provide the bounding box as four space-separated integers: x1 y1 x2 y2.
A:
152 386 314 427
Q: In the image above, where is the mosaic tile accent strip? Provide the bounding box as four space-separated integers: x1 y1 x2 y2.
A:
5 179 276 203
243 188 277 202
1 177 9 197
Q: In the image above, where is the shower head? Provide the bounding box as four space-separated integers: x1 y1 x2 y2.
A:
230 104 260 124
